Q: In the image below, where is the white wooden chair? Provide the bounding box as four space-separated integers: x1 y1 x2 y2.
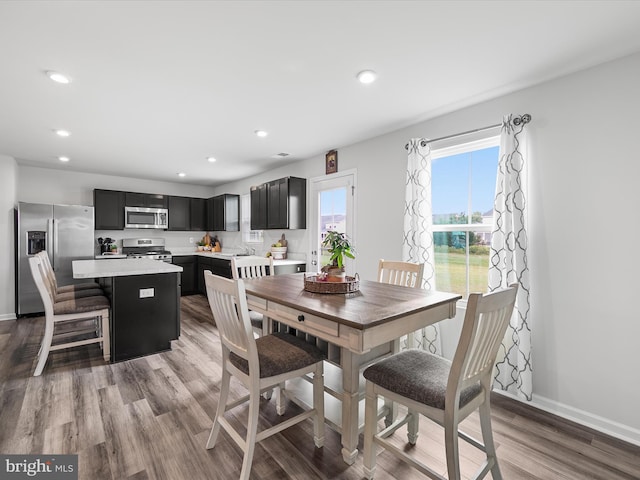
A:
377 259 424 289
362 283 519 480
28 255 110 376
231 255 274 336
204 271 325 480
36 251 102 300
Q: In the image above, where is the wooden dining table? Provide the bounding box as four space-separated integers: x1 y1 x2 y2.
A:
242 273 461 464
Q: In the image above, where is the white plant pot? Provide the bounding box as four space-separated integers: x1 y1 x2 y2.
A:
271 246 287 260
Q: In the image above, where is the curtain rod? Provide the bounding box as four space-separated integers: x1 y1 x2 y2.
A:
404 113 531 150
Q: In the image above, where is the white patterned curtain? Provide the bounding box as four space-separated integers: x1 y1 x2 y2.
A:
489 114 532 401
402 138 439 353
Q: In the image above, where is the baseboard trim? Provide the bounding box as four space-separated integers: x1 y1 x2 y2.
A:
494 389 640 447
0 313 17 321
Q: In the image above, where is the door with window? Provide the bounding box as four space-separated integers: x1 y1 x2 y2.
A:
309 170 356 273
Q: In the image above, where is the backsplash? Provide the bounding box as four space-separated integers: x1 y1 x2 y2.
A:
94 229 307 262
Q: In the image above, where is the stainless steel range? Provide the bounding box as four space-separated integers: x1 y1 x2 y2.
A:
122 238 172 263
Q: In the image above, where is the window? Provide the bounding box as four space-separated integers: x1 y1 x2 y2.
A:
431 136 499 299
240 194 263 243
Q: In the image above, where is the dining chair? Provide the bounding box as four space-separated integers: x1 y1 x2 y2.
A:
28 255 110 376
204 271 326 480
377 259 424 289
231 255 274 336
362 283 519 480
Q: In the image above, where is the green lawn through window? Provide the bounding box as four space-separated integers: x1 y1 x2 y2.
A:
435 250 489 297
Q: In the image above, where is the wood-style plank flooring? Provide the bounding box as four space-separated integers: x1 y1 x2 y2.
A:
1 295 638 479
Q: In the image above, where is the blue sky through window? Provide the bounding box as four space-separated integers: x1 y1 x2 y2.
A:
432 146 499 216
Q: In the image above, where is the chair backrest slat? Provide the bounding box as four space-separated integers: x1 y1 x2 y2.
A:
449 284 518 399
377 259 424 289
28 255 55 314
204 271 258 366
232 256 274 280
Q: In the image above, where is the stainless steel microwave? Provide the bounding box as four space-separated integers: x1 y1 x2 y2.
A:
124 206 168 229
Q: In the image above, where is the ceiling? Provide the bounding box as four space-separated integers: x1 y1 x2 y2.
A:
2 1 640 187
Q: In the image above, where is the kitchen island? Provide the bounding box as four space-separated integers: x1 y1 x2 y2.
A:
73 259 183 362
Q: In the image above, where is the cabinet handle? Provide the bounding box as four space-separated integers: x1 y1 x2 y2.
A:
297 314 305 322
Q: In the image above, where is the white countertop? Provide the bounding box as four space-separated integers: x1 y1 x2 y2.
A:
73 258 183 279
172 251 306 266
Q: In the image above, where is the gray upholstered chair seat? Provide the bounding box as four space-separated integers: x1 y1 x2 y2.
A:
230 332 326 378
55 288 104 302
57 281 101 293
53 295 110 315
363 349 481 410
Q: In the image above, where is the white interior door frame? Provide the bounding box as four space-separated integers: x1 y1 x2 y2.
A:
308 169 357 273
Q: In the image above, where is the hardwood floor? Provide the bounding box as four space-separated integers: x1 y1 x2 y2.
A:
1 295 638 480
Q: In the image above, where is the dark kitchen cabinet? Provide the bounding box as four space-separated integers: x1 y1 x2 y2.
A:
250 183 268 230
168 196 190 231
197 256 232 294
172 256 196 295
94 189 125 230
207 194 239 232
125 192 168 209
99 272 180 362
274 263 306 275
190 198 207 231
251 176 306 230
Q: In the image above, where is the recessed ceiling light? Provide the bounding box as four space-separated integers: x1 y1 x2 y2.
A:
356 70 377 84
46 71 72 84
58 156 70 162
178 172 186 177
55 129 71 137
254 130 268 138
207 156 217 163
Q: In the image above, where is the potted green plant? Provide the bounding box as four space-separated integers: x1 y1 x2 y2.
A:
321 231 355 281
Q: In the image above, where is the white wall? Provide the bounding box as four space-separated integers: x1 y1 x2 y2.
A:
0 155 18 320
17 166 214 206
213 53 640 444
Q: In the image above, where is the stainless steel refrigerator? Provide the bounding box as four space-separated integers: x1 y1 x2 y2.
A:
16 202 95 316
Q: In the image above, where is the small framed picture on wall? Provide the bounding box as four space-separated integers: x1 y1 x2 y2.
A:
325 150 338 174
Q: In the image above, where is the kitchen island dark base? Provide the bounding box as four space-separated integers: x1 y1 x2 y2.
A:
99 272 180 362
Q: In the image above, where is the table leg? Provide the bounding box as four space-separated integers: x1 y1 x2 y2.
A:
340 349 361 465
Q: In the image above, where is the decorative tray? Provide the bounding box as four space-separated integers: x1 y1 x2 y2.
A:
303 273 360 294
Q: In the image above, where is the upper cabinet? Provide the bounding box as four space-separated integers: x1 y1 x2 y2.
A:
190 198 207 231
167 196 190 231
251 176 306 230
250 183 268 230
207 194 239 232
125 192 168 209
95 189 209 231
94 189 125 230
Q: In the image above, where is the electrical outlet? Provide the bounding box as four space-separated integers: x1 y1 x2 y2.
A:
139 288 155 298
189 237 194 244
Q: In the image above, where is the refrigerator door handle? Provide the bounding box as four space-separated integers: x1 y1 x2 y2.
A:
47 218 55 269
